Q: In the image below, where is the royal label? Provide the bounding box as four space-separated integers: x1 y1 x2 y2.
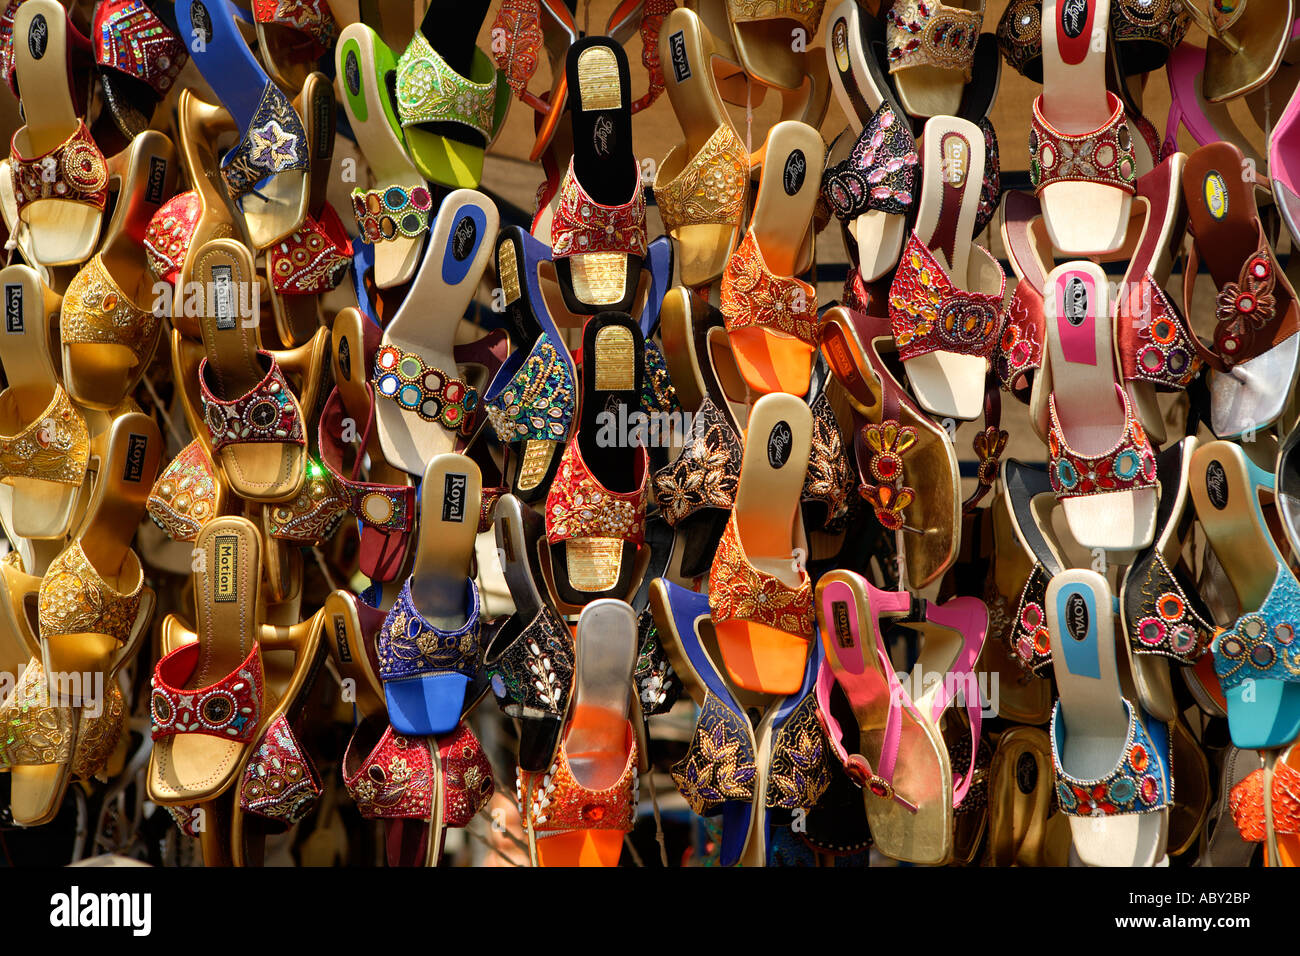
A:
5 283 22 333
211 265 236 330
1064 592 1089 642
1060 0 1089 37
345 50 361 97
783 150 806 196
442 473 467 522
28 14 46 58
668 30 690 83
313 92 332 160
1063 275 1089 326
333 614 351 662
191 1 213 45
337 336 351 380
1016 752 1038 794
593 115 614 157
145 157 168 205
122 433 149 483
832 600 853 648
1204 171 1228 220
767 421 793 468
1205 460 1229 510
452 214 477 261
214 535 238 602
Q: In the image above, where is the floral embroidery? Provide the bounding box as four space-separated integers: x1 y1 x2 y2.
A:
802 391 854 531
889 231 1006 360
652 398 741 525
144 191 207 284
38 542 142 644
671 695 758 814
352 184 433 243
1119 272 1201 388
727 0 825 32
886 0 981 76
61 253 160 366
0 659 73 769
239 714 321 824
550 159 648 259
252 0 338 49
654 124 748 232
267 206 353 295
438 722 495 827
344 724 433 819
642 341 679 416
972 425 1008 490
858 421 918 531
635 608 679 716
708 513 813 635
485 603 574 722
221 82 309 201
545 440 648 545
1047 386 1156 499
1052 698 1171 816
396 32 499 138
1212 239 1277 367
484 332 575 444
10 120 108 213
200 352 306 453
0 385 90 487
995 282 1044 397
491 0 543 99
1030 92 1136 195
1213 565 1300 691
767 694 833 809
721 230 819 346
821 103 918 220
376 578 480 683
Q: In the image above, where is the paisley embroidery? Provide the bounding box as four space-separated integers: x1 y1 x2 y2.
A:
38 541 143 644
721 230 819 346
484 332 575 444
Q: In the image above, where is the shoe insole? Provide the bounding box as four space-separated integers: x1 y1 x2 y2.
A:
409 453 480 625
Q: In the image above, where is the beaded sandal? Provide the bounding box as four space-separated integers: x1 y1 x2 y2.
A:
177 0 310 248
1181 0 1294 103
92 0 189 137
1181 141 1300 439
394 1 509 189
1048 569 1171 866
149 517 266 806
1230 743 1300 866
253 0 338 90
518 599 638 867
884 0 984 119
723 0 825 91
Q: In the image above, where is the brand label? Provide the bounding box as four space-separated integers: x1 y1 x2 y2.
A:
214 535 238 602
832 600 853 648
4 283 22 333
668 30 690 83
767 421 793 468
211 265 236 329
1016 752 1038 794
122 433 149 483
942 133 969 187
313 92 332 159
1064 592 1090 642
333 614 351 662
1205 460 1229 509
1063 276 1089 326
345 50 361 97
832 19 850 72
191 1 213 45
442 473 467 522
1060 0 1089 38
337 336 351 380
1204 171 1228 220
452 214 476 261
783 150 806 196
28 14 46 59
145 156 168 205
592 115 614 157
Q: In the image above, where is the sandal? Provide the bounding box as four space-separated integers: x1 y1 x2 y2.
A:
1199 744 1263 866
1032 0 1136 255
1182 0 1294 102
654 7 748 289
551 38 646 316
92 0 190 137
1120 438 1214 723
1048 569 1172 866
394 1 509 189
884 0 985 119
373 189 497 476
337 22 429 289
321 587 388 720
483 227 579 504
889 115 1004 421
0 264 87 541
720 120 823 396
985 725 1072 866
1181 141 1300 439
1041 261 1157 551
519 598 639 867
8 1 106 266
1230 744 1300 866
148 516 266 805
252 0 339 91
824 0 909 133
193 238 309 502
177 0 311 248
378 454 482 736
545 313 649 606
343 716 494 867
485 493 575 772
820 306 961 588
1271 67 1300 247
724 0 824 91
